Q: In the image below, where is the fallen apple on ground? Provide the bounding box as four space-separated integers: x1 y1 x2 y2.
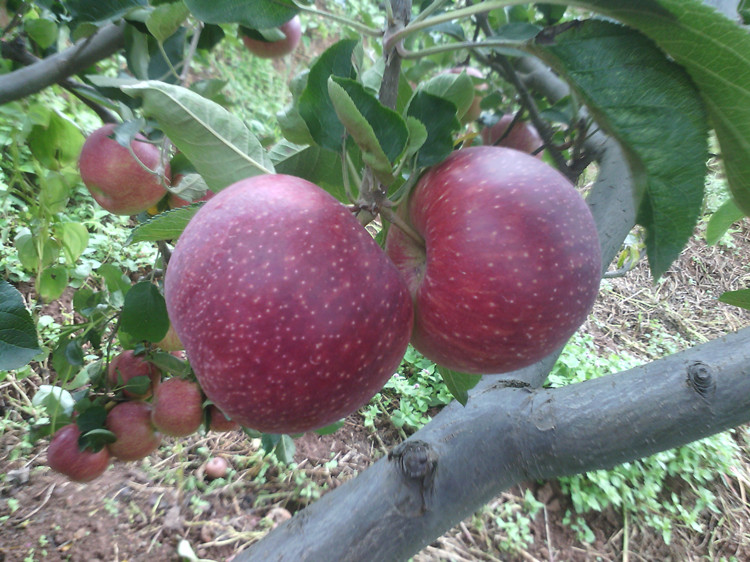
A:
165 174 413 434
78 123 169 215
386 146 601 374
47 424 111 483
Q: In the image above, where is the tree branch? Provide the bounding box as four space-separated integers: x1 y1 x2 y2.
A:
0 22 125 105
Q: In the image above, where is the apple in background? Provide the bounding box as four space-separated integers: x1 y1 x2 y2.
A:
106 401 162 461
151 377 204 437
241 15 302 59
154 323 184 352
481 113 544 155
47 424 110 482
108 350 161 399
167 190 215 209
165 174 413 434
207 404 240 432
444 67 487 124
78 123 169 215
386 146 601 374
204 456 229 480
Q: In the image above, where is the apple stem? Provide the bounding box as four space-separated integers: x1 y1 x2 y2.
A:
380 205 425 249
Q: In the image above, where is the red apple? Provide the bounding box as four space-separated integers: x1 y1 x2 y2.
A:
207 404 240 432
164 174 413 434
241 16 302 59
151 377 204 437
108 350 161 399
386 146 601 374
167 173 215 209
106 401 162 461
78 123 169 215
204 456 229 479
481 114 544 155
47 424 110 482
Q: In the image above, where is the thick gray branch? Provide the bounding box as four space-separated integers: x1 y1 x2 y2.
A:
240 329 750 561
0 22 125 104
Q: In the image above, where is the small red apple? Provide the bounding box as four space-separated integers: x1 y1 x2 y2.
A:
204 456 229 479
481 114 544 155
78 124 169 215
151 377 204 437
207 404 240 432
386 146 601 374
106 401 162 461
47 424 110 482
241 16 302 59
108 350 161 399
164 174 413 434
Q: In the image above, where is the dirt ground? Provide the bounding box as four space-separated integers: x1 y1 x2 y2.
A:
2 222 750 561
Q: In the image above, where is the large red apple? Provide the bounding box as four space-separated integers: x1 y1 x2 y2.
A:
241 16 302 59
386 146 601 374
78 123 169 215
47 424 111 482
151 377 204 437
106 401 162 461
165 174 413 434
108 350 161 399
481 114 544 155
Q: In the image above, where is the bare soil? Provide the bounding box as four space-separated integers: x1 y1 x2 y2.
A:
2 222 749 562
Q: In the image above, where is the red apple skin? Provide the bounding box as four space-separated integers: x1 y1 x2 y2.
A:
47 424 110 483
241 16 302 59
481 114 544 156
165 174 413 434
78 124 169 215
207 404 240 432
151 377 204 437
108 350 161 399
386 146 601 374
106 401 162 461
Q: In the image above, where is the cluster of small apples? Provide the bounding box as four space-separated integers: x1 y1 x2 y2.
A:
46 349 238 483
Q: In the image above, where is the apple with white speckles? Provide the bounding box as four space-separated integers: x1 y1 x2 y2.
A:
386 146 601 374
165 174 413 434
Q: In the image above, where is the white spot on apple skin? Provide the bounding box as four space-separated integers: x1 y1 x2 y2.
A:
386 146 601 374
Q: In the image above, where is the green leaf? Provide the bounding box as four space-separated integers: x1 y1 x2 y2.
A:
121 375 152 396
28 111 85 169
406 91 461 167
119 282 169 343
418 71 475 124
0 280 41 371
533 19 708 279
55 222 89 264
327 78 397 185
719 289 750 309
299 39 359 152
706 198 746 246
146 2 190 43
314 420 345 435
38 265 69 302
436 366 482 407
127 204 203 244
148 351 192 376
80 428 117 451
32 385 75 417
278 70 314 145
14 231 37 272
52 337 80 382
566 0 750 217
97 264 132 297
66 0 146 23
25 18 58 50
121 80 274 192
40 171 73 214
184 0 298 28
269 140 349 202
274 434 296 464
